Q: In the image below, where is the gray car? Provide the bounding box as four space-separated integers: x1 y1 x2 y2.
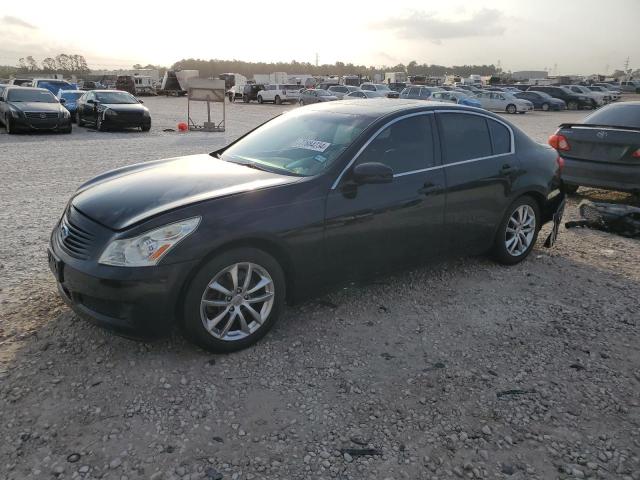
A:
399 86 444 100
327 85 360 99
344 90 387 99
298 89 338 106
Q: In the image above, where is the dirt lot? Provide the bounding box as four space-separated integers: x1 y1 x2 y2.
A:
1 97 639 480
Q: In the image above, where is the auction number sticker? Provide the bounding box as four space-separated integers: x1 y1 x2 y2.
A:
292 138 331 152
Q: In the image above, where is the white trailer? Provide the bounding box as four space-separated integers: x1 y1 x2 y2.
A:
253 74 270 85
269 72 288 84
175 70 200 90
384 72 407 83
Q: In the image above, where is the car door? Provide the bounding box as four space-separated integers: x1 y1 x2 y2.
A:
436 111 518 254
324 113 446 276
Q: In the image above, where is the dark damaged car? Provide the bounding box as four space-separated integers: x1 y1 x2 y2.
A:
49 100 564 352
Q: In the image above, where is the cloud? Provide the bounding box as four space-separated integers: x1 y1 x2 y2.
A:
2 15 37 29
374 8 505 44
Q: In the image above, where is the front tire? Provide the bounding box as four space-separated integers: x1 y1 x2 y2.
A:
492 196 540 265
96 115 104 131
257 95 263 104
506 104 517 114
567 100 578 110
76 111 85 126
541 103 550 111
5 116 14 134
563 183 579 194
183 248 286 353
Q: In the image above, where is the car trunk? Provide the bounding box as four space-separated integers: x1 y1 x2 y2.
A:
559 125 640 165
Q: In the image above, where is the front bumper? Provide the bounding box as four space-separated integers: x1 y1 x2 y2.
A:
102 114 151 129
48 241 198 338
562 157 640 193
12 116 71 131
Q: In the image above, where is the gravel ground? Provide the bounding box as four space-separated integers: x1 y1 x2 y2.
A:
0 97 639 480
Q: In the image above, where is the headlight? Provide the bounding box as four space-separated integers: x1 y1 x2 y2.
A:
10 108 22 118
142 108 150 117
99 217 201 267
61 109 70 118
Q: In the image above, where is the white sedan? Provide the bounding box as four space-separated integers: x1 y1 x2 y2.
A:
474 91 534 114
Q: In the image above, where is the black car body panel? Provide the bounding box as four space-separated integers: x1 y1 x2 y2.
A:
49 100 562 337
73 154 303 230
552 102 640 193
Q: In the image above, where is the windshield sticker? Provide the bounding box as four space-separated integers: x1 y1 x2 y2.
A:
292 138 331 152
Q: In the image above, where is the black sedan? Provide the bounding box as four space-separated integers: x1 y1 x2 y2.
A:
77 90 151 131
549 101 640 194
49 100 563 352
0 87 72 134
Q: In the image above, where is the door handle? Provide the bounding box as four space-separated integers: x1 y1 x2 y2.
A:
500 164 516 175
418 182 442 195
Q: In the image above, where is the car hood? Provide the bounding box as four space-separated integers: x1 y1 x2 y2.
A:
72 154 300 231
11 102 62 112
101 103 146 112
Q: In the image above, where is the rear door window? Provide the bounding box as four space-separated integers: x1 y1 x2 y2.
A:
438 113 492 164
487 119 511 154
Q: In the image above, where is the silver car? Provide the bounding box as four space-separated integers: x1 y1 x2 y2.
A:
298 89 338 106
474 91 533 114
327 85 360 99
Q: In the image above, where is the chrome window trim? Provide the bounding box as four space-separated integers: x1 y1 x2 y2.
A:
331 109 515 188
330 111 434 189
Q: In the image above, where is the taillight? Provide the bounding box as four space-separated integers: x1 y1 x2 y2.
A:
548 134 570 151
632 148 640 158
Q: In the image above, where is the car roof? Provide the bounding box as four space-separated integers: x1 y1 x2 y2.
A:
302 98 483 118
6 86 51 92
91 89 130 94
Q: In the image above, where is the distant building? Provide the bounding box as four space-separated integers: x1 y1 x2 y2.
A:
512 70 548 81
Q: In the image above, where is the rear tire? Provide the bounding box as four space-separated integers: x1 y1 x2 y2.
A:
506 104 517 114
275 95 282 105
491 195 540 265
257 95 263 104
183 247 286 353
541 103 550 111
141 123 151 132
567 100 578 110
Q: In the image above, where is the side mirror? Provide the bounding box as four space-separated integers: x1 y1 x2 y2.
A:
138 99 144 104
59 98 66 104
352 162 394 185
87 99 95 104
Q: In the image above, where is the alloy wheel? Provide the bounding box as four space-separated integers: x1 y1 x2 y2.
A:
200 262 275 341
505 205 536 256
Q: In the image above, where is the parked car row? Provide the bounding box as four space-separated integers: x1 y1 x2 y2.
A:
0 86 150 134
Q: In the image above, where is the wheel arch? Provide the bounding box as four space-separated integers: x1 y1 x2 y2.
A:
174 235 297 326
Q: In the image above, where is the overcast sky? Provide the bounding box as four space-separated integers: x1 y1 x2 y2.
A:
0 0 637 74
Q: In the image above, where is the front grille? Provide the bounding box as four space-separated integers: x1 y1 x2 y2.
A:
58 214 95 260
25 112 58 119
